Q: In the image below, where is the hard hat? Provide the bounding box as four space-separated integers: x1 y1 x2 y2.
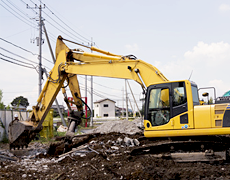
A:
14 114 18 118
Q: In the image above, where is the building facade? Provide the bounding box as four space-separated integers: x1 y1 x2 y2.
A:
94 99 116 118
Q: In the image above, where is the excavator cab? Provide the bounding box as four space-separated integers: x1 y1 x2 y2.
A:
144 80 201 137
145 81 193 127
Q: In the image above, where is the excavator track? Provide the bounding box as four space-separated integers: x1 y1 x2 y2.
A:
131 135 230 162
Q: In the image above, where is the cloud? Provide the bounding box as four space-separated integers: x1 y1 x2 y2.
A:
219 4 230 12
184 41 230 66
208 79 230 97
125 43 139 52
153 41 230 97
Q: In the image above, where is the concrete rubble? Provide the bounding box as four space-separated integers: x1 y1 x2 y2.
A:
92 119 143 135
57 125 68 132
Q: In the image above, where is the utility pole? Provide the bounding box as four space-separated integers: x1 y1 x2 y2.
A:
90 38 93 127
27 3 45 95
85 75 87 126
125 80 128 120
38 4 42 95
122 87 124 117
126 80 142 117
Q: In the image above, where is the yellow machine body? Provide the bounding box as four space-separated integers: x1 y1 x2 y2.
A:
39 109 54 139
144 80 230 137
8 36 230 148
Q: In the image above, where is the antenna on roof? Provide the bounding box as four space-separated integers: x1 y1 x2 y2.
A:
188 70 193 80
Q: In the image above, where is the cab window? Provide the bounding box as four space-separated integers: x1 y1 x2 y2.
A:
148 88 170 126
172 82 186 107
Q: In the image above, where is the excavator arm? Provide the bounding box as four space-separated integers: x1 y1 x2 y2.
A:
8 36 168 149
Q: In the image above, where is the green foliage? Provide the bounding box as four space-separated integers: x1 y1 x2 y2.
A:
1 134 8 143
0 90 5 110
6 105 11 110
0 89 2 102
11 96 29 107
0 103 4 110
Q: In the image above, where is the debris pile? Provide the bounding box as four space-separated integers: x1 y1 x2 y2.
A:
2 132 230 179
2 119 230 179
92 120 143 135
0 149 17 162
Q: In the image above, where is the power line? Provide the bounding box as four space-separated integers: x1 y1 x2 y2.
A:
6 0 36 23
79 76 141 96
0 57 35 69
0 1 36 28
0 53 35 67
0 38 53 64
43 11 89 44
0 47 51 70
45 19 88 45
78 75 123 92
20 0 38 15
39 1 91 43
5 28 31 39
43 9 90 43
0 47 37 65
3 91 37 93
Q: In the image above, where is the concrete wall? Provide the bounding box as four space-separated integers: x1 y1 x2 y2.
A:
0 110 29 141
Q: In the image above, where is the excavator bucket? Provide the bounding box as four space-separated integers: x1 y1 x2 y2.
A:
8 120 40 150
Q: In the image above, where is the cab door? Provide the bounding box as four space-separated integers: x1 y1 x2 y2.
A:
145 81 191 130
171 82 190 129
145 83 173 129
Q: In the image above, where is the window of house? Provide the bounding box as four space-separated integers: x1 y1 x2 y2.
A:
104 114 109 117
104 104 109 107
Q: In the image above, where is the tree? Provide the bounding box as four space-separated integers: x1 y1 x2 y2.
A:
0 90 5 110
11 96 29 108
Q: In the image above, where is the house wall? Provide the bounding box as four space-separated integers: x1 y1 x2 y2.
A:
94 100 115 118
94 103 101 118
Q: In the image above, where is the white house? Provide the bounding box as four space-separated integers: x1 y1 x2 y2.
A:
94 99 116 118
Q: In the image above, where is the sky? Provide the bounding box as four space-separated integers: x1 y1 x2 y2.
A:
1 0 230 111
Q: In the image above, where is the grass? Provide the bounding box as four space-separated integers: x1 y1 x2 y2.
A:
33 125 89 143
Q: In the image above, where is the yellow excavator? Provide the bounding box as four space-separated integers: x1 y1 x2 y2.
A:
8 36 230 152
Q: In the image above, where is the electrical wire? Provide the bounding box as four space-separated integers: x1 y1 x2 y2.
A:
0 47 51 71
43 11 89 44
45 19 88 45
20 0 38 15
39 1 91 43
78 75 122 91
5 28 31 39
0 1 36 28
0 57 35 69
0 47 37 65
78 75 141 96
0 38 53 64
6 0 36 21
0 53 35 67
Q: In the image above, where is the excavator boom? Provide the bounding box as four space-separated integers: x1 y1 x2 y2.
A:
8 36 168 149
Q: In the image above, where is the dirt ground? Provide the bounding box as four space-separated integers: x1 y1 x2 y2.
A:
1 133 230 180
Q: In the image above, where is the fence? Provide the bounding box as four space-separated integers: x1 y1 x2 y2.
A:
0 110 29 142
